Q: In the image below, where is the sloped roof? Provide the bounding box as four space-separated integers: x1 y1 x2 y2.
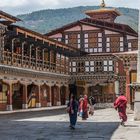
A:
45 17 138 37
85 8 121 16
0 10 21 23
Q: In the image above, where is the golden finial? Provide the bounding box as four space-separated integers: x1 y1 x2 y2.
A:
100 0 106 8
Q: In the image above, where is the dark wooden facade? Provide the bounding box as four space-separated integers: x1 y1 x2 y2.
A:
0 10 84 111
46 7 138 107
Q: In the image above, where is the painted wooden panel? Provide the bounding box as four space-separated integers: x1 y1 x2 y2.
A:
65 26 81 32
105 30 119 35
49 33 62 38
82 25 100 31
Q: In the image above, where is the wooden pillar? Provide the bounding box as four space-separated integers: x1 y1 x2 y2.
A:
49 50 51 71
22 84 28 109
42 49 45 70
35 47 38 69
47 86 51 106
125 68 131 104
0 34 5 63
7 83 13 111
57 86 61 106
11 39 15 65
36 85 41 108
21 42 25 67
29 44 32 68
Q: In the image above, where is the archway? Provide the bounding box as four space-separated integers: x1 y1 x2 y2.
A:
12 82 23 109
40 84 50 107
60 86 66 105
0 80 8 111
77 86 85 99
88 84 102 103
51 85 59 106
27 83 38 108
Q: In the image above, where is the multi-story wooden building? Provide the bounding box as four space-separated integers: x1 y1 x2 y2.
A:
46 1 138 107
0 10 85 111
0 1 138 111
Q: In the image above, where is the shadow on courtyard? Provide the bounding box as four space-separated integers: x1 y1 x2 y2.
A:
0 121 120 140
0 109 122 140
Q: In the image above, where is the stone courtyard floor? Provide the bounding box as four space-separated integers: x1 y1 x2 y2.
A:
0 108 140 140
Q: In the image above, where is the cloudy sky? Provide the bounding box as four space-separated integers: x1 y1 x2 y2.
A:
0 0 140 15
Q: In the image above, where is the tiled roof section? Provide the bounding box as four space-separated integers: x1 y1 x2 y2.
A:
46 18 138 37
0 10 21 23
8 24 84 54
85 8 121 16
81 18 138 36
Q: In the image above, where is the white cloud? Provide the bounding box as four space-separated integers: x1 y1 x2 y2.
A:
0 0 139 15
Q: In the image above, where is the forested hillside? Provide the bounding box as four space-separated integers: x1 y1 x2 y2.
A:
16 6 139 34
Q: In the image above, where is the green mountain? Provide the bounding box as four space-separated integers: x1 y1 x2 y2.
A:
16 6 139 34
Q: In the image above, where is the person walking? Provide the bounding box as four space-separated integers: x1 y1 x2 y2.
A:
82 95 88 120
114 93 127 126
67 94 78 129
89 96 96 116
78 95 84 117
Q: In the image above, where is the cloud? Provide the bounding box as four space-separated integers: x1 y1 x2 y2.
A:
0 0 139 15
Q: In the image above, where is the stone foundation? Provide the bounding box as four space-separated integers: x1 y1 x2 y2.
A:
6 105 13 111
57 101 61 106
134 92 140 120
36 103 41 108
22 104 28 109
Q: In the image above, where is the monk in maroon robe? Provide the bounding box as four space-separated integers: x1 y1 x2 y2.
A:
82 95 88 120
114 94 127 126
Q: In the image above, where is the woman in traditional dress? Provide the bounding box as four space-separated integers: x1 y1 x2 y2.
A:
82 95 88 120
67 94 78 129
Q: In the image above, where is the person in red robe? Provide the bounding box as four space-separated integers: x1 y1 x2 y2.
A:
114 93 127 126
82 95 88 120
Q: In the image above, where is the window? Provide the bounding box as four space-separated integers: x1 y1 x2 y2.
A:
72 62 76 66
65 35 68 39
58 38 62 41
106 48 110 52
98 33 102 37
85 61 89 66
98 43 102 47
78 44 81 48
85 44 88 48
98 38 102 42
85 39 88 43
85 67 90 72
120 42 123 46
90 67 94 72
94 48 97 52
104 60 107 65
98 48 102 52
120 47 124 52
109 66 113 71
90 61 94 66
103 60 113 72
128 42 132 51
78 34 80 39
109 60 113 65
89 48 93 53
120 37 123 41
85 49 88 52
65 40 68 44
104 67 107 71
72 68 76 72
107 38 110 42
84 33 88 38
